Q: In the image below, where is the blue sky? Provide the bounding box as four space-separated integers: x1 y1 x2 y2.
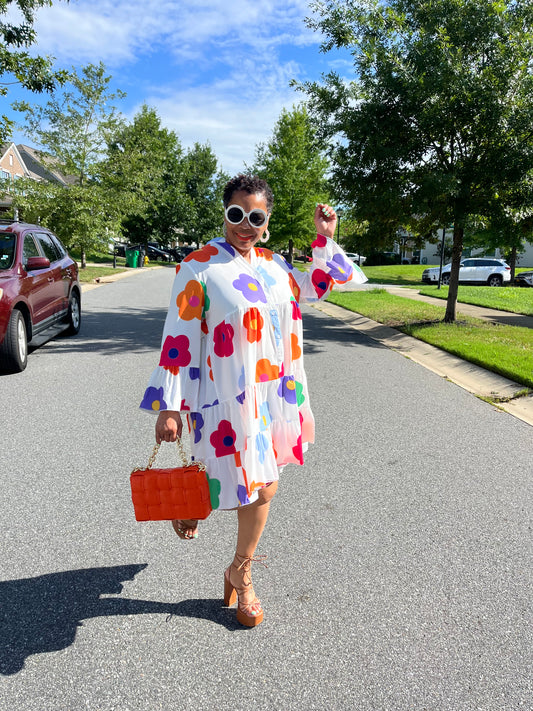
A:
7 0 353 176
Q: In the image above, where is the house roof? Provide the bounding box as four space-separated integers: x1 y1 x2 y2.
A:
16 144 75 186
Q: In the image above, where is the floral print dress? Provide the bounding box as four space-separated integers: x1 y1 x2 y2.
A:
140 234 367 510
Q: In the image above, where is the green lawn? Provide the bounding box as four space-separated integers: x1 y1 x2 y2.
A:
361 263 533 286
77 265 128 282
327 289 533 390
418 285 533 316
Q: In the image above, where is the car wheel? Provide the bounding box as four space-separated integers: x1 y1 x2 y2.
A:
65 290 81 335
487 274 502 286
0 309 28 373
441 274 451 285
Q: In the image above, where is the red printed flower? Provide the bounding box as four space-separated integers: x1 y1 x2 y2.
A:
255 358 280 383
159 335 192 374
210 419 237 457
243 308 264 343
213 320 234 357
312 234 328 248
291 299 302 321
177 280 204 320
311 269 334 298
184 244 219 263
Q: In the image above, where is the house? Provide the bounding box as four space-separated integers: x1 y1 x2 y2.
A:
419 230 533 268
0 142 72 213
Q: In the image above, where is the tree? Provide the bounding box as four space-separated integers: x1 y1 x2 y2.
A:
101 104 186 245
300 0 533 321
251 105 330 261
180 142 227 246
0 0 69 143
13 62 125 266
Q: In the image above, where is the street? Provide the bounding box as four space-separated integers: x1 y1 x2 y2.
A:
1 267 531 710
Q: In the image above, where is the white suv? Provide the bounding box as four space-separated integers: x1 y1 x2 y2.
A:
422 258 511 286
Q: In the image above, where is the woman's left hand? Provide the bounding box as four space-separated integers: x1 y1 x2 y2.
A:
314 203 337 239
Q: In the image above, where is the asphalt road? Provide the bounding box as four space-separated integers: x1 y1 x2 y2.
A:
1 267 531 711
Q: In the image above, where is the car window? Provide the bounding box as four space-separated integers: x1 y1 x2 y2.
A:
0 233 15 270
22 233 40 264
462 260 475 267
34 231 61 263
49 232 66 258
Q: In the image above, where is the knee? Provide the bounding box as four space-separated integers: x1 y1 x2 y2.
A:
257 480 278 505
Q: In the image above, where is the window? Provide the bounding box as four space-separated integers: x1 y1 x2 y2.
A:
0 234 15 270
49 233 66 258
34 232 61 262
23 234 40 264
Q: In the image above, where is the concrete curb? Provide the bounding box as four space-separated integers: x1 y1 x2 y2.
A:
313 300 533 428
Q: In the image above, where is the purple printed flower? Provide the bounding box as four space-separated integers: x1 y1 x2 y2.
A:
140 386 167 412
326 254 354 283
189 367 200 380
236 392 246 405
210 419 237 457
237 485 250 505
219 241 236 256
277 376 297 404
189 412 204 443
232 273 267 303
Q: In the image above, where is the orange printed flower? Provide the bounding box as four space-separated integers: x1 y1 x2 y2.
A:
254 247 274 260
207 355 214 381
288 272 301 302
255 358 280 383
243 308 264 343
184 244 219 263
291 332 301 360
177 279 204 320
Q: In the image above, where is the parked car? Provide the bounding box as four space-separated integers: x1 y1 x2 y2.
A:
294 254 312 262
422 258 511 286
515 270 533 287
108 238 127 256
146 243 172 262
0 220 81 373
345 252 367 264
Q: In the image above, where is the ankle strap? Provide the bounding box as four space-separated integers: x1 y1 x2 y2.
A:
234 554 268 571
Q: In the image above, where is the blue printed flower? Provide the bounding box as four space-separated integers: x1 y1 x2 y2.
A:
256 432 269 463
232 273 267 303
269 308 282 346
202 399 219 408
219 241 236 256
256 264 277 287
326 253 354 283
277 376 297 404
236 392 246 405
258 402 272 431
189 412 204 443
140 386 167 412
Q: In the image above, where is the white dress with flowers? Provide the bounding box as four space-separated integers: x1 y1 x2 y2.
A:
140 234 366 510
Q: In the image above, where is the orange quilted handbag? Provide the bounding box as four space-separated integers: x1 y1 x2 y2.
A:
130 439 212 522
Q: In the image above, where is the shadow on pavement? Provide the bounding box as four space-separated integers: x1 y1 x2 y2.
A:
0 564 243 675
302 307 385 353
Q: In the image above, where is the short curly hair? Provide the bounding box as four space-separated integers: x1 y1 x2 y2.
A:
223 174 274 213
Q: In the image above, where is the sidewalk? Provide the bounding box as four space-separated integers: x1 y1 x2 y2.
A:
315 290 533 428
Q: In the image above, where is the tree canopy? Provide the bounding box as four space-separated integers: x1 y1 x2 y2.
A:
251 105 330 260
300 0 533 320
0 0 69 142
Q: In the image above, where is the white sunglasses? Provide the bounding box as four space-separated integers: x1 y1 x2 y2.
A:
224 204 269 228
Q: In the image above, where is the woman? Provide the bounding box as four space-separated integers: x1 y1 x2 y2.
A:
140 174 366 627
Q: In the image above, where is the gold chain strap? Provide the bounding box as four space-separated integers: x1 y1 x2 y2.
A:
135 439 206 472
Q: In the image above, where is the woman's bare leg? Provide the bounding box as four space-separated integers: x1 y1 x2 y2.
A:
228 481 278 613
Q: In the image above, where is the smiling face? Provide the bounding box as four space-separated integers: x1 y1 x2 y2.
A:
223 190 270 261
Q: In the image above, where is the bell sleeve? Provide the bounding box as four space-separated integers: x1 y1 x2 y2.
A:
140 262 205 414
280 234 367 303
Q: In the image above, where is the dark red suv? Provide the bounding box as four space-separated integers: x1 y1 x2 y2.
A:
0 220 81 372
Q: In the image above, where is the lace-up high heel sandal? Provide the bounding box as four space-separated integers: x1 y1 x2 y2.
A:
223 554 267 627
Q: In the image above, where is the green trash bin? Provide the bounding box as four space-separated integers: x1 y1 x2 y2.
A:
125 248 139 268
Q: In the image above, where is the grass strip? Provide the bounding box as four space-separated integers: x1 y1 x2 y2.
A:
328 289 533 389
77 266 128 283
418 284 533 316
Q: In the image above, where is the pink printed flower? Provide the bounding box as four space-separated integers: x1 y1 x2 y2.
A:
210 420 237 457
213 320 234 357
159 335 191 374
